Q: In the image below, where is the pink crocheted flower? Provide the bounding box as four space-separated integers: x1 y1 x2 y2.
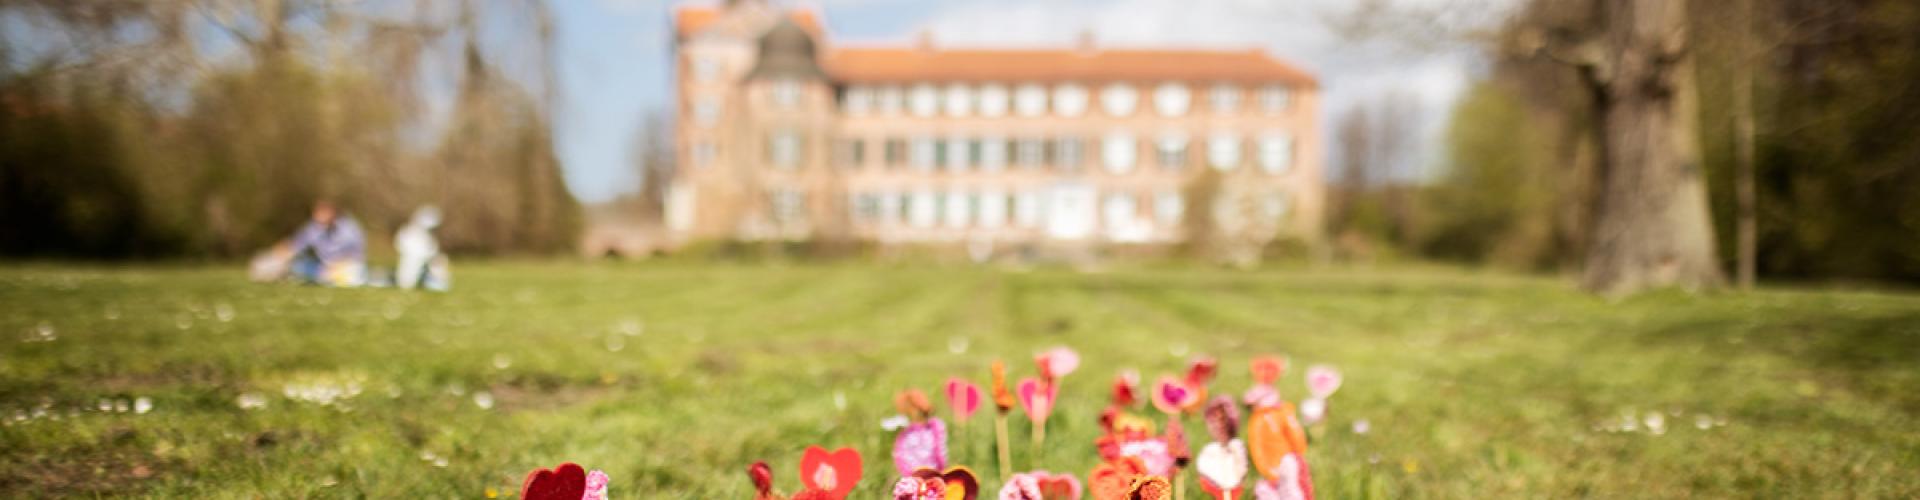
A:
582 469 609 500
891 418 948 476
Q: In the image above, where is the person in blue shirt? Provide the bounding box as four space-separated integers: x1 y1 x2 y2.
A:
286 200 367 286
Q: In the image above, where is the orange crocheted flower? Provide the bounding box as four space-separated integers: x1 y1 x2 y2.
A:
991 361 1016 412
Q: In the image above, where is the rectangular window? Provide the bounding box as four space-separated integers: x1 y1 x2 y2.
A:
1155 191 1184 226
691 141 716 168
911 191 938 228
967 139 984 168
911 137 936 171
877 86 903 115
1056 137 1084 171
834 139 865 169
981 137 1007 171
978 190 1007 229
1259 84 1291 114
1014 191 1043 228
769 131 801 168
1157 135 1188 170
854 192 882 222
1210 84 1241 114
944 191 972 228
885 138 907 168
945 137 970 172
842 86 872 115
770 189 805 224
1017 139 1045 168
772 78 802 109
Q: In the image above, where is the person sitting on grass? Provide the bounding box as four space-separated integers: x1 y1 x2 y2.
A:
394 205 450 291
285 200 367 287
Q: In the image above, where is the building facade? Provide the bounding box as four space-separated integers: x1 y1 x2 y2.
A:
670 0 1323 251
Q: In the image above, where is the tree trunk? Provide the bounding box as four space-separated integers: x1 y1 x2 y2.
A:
1580 0 1727 295
1731 0 1759 290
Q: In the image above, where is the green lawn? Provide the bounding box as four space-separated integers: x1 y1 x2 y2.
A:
1 261 1916 498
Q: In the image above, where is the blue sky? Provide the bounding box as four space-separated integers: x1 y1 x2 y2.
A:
553 0 1485 202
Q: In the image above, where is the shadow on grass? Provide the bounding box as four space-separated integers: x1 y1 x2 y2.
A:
1637 304 1920 414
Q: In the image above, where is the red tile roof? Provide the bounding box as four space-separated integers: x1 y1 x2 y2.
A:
823 47 1318 87
674 6 821 39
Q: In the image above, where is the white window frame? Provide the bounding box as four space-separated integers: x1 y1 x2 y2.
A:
877 85 904 115
944 191 972 228
980 136 1007 171
1014 83 1048 117
1210 83 1240 114
910 136 937 171
1208 133 1241 171
1258 131 1295 175
977 83 1009 117
1014 191 1043 228
1156 132 1188 170
1155 191 1184 226
1153 83 1190 117
1102 132 1137 174
1053 83 1089 117
910 190 939 228
770 130 802 169
1017 138 1045 168
843 86 872 116
692 55 720 82
1259 84 1292 114
1101 82 1138 117
1057 137 1084 171
771 78 802 109
944 83 974 117
910 83 940 117
978 189 1007 229
692 96 721 127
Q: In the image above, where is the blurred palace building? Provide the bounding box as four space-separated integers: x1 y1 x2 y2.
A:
668 0 1323 250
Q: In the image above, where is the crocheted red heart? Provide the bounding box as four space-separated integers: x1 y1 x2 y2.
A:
800 445 863 500
520 462 586 500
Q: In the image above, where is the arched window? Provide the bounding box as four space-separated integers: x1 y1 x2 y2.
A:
944 83 973 117
1153 83 1190 117
1014 83 1048 117
1053 83 1089 117
978 84 1010 117
909 83 939 117
1101 83 1138 117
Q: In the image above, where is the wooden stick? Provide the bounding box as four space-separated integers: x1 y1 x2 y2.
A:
996 413 1013 482
1174 473 1186 500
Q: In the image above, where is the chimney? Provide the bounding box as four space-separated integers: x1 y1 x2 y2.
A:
916 29 936 53
1076 30 1096 55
